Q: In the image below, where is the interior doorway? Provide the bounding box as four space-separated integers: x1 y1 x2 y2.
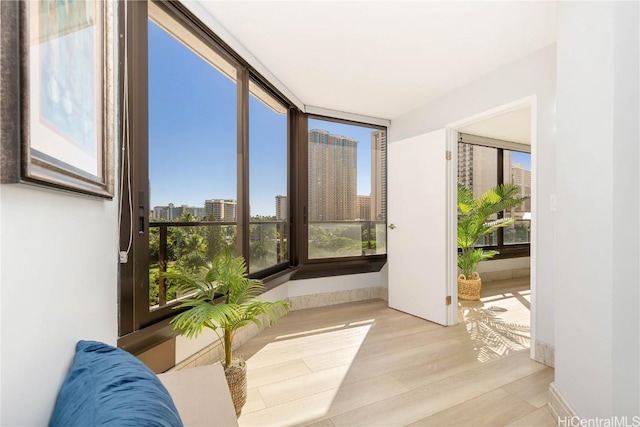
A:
446 97 536 358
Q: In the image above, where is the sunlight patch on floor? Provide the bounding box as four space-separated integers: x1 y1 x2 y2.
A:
240 323 373 426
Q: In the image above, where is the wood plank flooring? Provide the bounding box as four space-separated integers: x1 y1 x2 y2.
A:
236 277 554 427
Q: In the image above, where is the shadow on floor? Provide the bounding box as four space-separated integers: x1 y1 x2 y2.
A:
458 276 531 362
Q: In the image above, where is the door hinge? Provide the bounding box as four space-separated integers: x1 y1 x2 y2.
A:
446 150 452 160
446 295 452 305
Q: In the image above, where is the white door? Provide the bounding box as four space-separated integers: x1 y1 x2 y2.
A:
387 129 451 326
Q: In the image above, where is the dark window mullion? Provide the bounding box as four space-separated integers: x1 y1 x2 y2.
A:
121 0 151 333
497 148 504 247
237 67 250 261
287 108 299 267
295 113 310 263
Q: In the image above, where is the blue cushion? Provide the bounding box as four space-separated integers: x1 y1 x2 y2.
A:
50 340 183 427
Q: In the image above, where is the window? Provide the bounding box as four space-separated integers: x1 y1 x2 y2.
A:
147 11 239 310
306 118 386 260
248 81 289 274
503 150 532 245
457 140 530 255
458 143 498 246
119 1 293 340
118 1 387 349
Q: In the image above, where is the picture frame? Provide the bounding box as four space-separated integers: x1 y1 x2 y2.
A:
0 0 114 198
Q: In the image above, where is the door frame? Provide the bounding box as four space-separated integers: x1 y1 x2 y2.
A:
444 95 537 357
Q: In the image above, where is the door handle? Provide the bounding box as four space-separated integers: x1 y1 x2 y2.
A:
388 224 396 230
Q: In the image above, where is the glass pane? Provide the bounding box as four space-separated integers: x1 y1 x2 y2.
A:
308 119 386 259
504 151 531 244
149 223 236 308
457 143 498 247
249 81 288 273
148 18 237 309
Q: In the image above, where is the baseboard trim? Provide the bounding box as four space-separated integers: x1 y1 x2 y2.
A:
479 268 530 283
288 286 388 311
548 382 577 424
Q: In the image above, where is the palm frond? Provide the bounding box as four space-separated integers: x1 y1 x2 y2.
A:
171 302 239 339
457 182 529 276
167 246 290 362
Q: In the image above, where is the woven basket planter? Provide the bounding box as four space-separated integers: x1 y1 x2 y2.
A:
224 358 247 417
458 272 481 301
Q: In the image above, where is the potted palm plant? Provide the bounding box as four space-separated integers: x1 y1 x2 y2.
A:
165 247 289 416
457 182 529 300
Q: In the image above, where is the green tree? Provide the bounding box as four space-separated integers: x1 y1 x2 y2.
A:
176 233 208 274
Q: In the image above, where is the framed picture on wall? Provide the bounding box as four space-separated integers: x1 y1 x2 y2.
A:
0 0 114 198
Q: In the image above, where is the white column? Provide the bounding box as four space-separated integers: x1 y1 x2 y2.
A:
555 1 639 418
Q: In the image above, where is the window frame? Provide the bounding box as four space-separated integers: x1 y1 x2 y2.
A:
293 113 387 278
456 136 531 260
118 0 296 345
247 77 292 276
118 1 388 353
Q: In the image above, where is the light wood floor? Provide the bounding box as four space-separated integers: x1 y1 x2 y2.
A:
236 277 554 427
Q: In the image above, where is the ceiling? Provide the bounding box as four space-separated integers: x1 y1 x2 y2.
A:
459 107 531 145
192 1 557 121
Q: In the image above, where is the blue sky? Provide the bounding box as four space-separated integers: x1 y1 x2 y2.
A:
512 151 531 170
148 21 377 216
149 21 237 210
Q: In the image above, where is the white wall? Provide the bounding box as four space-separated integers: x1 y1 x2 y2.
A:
390 44 557 351
555 1 639 418
476 257 530 274
0 185 119 425
283 272 381 298
0 9 120 423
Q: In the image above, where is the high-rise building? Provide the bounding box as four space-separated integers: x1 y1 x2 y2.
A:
275 195 287 221
510 162 531 216
308 129 358 221
357 195 371 221
182 205 206 219
151 204 207 220
204 199 237 221
457 142 475 189
370 130 387 221
457 142 511 199
458 142 531 217
151 206 168 220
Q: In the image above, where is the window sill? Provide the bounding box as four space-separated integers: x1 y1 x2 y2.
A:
292 257 386 280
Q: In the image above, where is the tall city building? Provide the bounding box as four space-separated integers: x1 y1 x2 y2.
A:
458 142 531 218
510 162 531 216
357 195 371 221
204 199 237 221
308 129 358 221
457 142 511 199
370 130 387 221
275 195 287 221
457 142 475 189
151 205 170 220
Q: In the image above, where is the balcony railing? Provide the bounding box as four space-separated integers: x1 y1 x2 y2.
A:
248 221 289 273
473 219 530 247
308 220 387 259
149 220 289 309
149 219 386 309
